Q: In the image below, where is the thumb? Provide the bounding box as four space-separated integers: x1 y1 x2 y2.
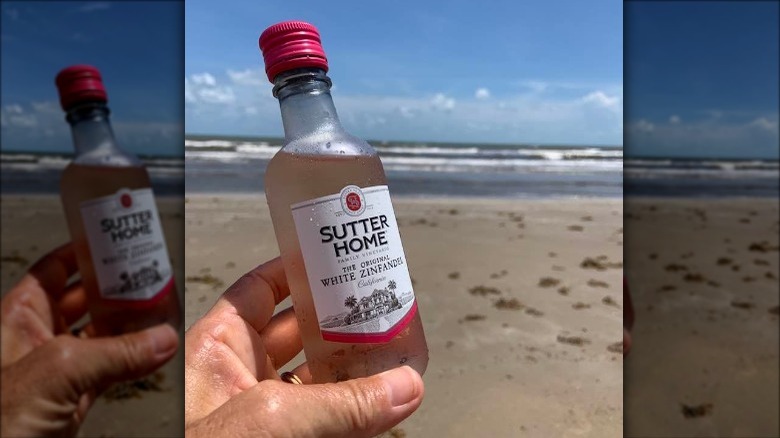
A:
261 366 424 438
60 324 179 395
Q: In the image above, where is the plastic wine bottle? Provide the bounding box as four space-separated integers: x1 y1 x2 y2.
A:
260 21 429 383
57 65 181 336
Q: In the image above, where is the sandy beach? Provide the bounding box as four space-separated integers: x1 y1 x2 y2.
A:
185 194 624 437
0 195 185 438
624 198 779 437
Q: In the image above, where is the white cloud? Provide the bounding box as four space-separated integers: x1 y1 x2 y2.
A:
191 73 216 86
519 80 549 93
186 74 235 104
431 93 455 111
475 88 490 100
749 117 778 132
669 115 681 124
197 87 235 104
581 91 620 111
633 119 655 133
628 114 779 157
227 69 265 86
397 106 415 119
1 104 38 127
185 66 624 145
79 2 111 12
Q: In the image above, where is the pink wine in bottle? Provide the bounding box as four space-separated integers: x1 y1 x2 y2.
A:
57 65 181 336
260 21 429 383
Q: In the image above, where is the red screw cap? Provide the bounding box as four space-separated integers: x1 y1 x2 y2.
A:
259 21 329 83
55 65 107 110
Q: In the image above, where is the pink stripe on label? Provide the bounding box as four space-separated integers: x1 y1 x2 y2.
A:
321 301 418 343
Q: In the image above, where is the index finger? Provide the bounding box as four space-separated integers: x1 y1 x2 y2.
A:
205 257 290 334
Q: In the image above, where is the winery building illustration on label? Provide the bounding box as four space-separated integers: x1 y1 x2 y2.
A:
80 188 173 301
292 185 417 343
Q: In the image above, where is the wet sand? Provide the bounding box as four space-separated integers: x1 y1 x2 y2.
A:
0 195 184 438
185 194 624 437
624 198 779 438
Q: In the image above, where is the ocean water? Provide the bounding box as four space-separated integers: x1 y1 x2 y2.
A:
4 138 777 198
625 158 779 197
1 152 183 196
184 136 624 198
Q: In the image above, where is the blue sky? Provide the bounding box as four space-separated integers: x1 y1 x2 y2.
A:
1 1 183 156
626 1 779 159
185 0 623 146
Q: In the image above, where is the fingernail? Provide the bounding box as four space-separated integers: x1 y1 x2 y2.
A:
380 366 419 407
148 324 178 359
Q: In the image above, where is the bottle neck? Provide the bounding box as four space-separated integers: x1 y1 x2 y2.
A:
273 69 343 140
65 102 120 157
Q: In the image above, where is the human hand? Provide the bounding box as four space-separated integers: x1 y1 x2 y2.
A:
185 257 425 438
0 243 179 438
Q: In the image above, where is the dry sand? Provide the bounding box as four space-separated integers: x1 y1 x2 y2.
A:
0 195 185 438
624 198 779 438
185 194 624 437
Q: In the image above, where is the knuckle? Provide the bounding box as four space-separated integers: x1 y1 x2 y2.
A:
114 333 144 372
339 381 379 432
49 335 79 364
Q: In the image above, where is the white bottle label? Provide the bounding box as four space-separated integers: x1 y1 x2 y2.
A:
80 188 174 301
292 185 417 343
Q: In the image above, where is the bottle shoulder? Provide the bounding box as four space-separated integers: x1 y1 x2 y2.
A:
279 130 378 157
71 147 143 167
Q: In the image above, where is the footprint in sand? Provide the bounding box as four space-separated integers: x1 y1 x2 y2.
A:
494 298 524 310
524 307 544 317
587 279 609 288
557 286 570 296
665 263 688 272
538 277 561 288
186 274 225 290
681 403 713 419
648 253 658 260
1 255 29 266
581 256 622 271
447 271 461 280
572 302 590 310
556 335 590 347
601 296 620 308
754 259 770 266
469 285 501 296
769 305 779 315
742 276 756 283
658 285 677 292
716 257 732 266
749 241 780 252
581 215 593 222
459 314 487 323
607 342 623 354
489 270 509 279
683 273 705 283
567 225 584 232
766 272 777 280
730 301 754 310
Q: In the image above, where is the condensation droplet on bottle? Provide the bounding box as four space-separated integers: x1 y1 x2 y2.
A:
326 142 331 149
